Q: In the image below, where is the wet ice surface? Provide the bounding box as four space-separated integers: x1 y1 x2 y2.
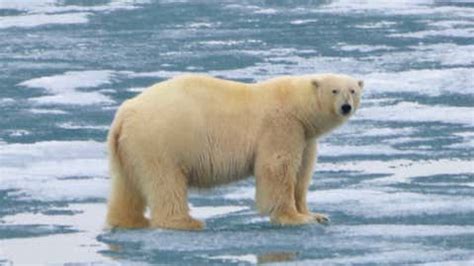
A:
1 0 473 264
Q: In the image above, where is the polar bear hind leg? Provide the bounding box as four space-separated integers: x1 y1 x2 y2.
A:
138 162 204 231
106 111 149 229
106 168 149 229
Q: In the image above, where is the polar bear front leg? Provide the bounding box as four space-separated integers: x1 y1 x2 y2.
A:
295 139 316 215
254 127 313 225
295 140 329 224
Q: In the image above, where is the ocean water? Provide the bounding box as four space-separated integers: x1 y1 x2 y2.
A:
1 0 473 264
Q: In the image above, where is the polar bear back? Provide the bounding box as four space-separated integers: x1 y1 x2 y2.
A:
119 75 264 187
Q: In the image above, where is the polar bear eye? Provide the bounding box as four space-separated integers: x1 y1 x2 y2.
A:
332 89 339 94
350 89 356 94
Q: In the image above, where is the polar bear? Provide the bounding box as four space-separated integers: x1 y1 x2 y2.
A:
106 73 363 230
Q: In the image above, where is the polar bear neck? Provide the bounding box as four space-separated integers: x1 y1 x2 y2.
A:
254 77 346 139
291 99 345 139
305 111 345 138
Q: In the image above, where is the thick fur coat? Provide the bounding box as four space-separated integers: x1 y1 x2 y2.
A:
106 73 363 230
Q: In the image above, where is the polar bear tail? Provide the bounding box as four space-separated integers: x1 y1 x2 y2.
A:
107 107 126 185
105 106 149 229
108 115 122 177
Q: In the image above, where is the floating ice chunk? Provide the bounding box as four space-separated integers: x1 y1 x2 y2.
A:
31 0 150 14
0 0 58 12
57 122 109 131
355 127 415 137
208 55 369 81
254 8 278 14
127 87 147 92
199 39 262 46
29 108 68 114
302 245 473 264
0 13 90 29
319 143 413 156
129 51 372 82
0 204 111 264
320 0 429 12
2 160 108 201
0 98 15 106
332 224 474 238
362 68 474 96
453 132 474 141
209 255 257 264
354 21 397 29
0 141 108 201
290 19 318 25
0 140 105 163
32 92 114 106
19 70 118 106
187 22 216 28
0 0 150 29
19 70 116 94
338 44 395 52
308 188 474 218
446 131 474 149
357 101 474 126
384 136 431 145
128 70 186 79
6 130 30 137
390 28 474 38
429 20 474 28
407 44 474 66
319 0 474 17
318 159 473 184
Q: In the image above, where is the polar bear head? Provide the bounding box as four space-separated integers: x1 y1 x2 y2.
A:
311 74 364 119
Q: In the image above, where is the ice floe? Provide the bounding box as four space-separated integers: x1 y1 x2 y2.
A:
19 70 118 106
361 68 474 96
0 140 107 201
29 108 68 114
357 101 474 126
308 188 474 217
0 204 112 264
0 0 150 29
0 13 90 29
57 122 109 131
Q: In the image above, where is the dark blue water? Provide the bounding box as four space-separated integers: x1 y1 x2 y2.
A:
1 0 473 264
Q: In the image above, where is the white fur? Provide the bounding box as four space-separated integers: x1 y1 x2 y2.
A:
106 73 363 230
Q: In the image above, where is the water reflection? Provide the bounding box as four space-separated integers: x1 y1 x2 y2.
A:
258 251 297 263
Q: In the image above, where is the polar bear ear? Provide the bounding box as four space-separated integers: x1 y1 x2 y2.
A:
311 79 320 89
358 80 364 89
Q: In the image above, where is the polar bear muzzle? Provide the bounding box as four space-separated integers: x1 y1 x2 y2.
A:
341 104 352 115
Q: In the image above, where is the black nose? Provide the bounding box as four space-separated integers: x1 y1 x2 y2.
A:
341 104 352 115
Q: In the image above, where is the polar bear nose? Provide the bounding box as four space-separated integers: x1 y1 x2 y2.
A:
341 104 352 115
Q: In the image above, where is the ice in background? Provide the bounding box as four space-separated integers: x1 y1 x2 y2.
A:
0 0 473 264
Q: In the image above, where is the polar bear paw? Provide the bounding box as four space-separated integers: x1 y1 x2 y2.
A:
150 216 205 231
311 212 330 224
272 212 313 225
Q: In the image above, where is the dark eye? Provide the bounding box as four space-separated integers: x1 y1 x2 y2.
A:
332 89 338 94
350 89 356 94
